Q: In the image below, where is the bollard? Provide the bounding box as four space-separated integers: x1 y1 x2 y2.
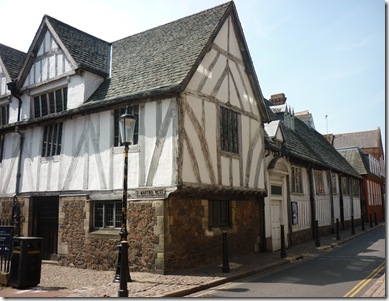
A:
280 225 287 258
351 215 355 235
222 231 230 273
361 214 365 231
374 212 378 225
370 213 373 228
336 218 341 240
315 220 320 247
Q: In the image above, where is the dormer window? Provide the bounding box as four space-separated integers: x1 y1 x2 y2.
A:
33 87 67 118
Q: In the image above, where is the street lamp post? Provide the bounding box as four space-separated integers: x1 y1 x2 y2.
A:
117 106 137 297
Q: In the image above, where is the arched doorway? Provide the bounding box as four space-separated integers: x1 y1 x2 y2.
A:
268 157 291 251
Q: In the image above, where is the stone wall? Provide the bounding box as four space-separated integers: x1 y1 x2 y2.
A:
164 197 260 273
57 196 160 272
127 200 159 272
58 196 118 270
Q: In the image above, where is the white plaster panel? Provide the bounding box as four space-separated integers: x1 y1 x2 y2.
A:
44 31 51 52
57 54 64 74
201 53 225 96
215 76 228 103
220 156 230 186
0 76 6 96
182 143 197 183
152 123 173 186
49 56 56 78
228 18 244 61
41 58 48 81
64 58 72 73
143 101 157 181
188 48 218 91
204 101 217 175
213 17 228 51
232 158 240 187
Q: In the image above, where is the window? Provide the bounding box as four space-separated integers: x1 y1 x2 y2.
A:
271 185 282 195
353 179 360 197
114 105 139 146
94 201 122 228
291 166 303 193
314 170 325 194
342 177 349 196
0 134 4 162
33 87 67 118
0 105 9 126
220 106 239 154
331 173 338 194
41 122 63 157
209 200 231 227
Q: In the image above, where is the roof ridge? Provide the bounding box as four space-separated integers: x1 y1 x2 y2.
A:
43 14 110 44
112 1 232 44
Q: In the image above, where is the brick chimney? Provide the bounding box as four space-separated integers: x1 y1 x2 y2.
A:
270 93 287 105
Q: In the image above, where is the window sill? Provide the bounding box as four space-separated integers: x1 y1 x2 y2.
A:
88 228 121 240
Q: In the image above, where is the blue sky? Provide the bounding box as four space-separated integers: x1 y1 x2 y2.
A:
1 0 385 149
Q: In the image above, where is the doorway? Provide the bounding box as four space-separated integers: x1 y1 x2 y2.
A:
32 196 59 260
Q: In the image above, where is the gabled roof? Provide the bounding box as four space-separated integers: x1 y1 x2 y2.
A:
88 2 231 102
87 1 269 121
0 44 26 80
337 147 369 175
332 128 383 150
16 14 110 88
265 100 360 178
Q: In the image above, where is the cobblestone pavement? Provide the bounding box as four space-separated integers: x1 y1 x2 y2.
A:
0 223 385 298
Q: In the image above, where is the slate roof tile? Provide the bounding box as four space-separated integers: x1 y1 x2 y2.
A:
45 15 110 77
88 2 231 102
0 44 26 80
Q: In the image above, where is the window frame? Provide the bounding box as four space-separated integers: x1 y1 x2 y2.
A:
314 170 325 195
93 201 123 229
208 200 231 228
353 179 360 197
342 177 350 196
114 105 139 147
331 173 338 194
220 106 239 154
291 166 304 194
41 122 63 157
33 86 67 118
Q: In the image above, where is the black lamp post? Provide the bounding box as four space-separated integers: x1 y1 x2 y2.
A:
117 106 136 297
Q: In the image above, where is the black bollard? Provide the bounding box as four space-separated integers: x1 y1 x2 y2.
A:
370 213 373 228
336 218 341 240
374 212 378 225
361 214 365 231
351 215 355 235
280 225 287 258
315 220 320 247
222 231 230 273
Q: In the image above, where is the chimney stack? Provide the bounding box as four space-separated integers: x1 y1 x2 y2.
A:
270 93 287 105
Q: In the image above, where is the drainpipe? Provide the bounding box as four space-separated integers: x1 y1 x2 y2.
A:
327 170 335 233
8 81 23 236
308 166 316 239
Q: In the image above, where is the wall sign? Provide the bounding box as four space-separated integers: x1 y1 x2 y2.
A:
291 202 298 225
0 226 14 257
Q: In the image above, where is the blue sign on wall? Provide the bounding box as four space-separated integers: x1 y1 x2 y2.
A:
0 226 14 257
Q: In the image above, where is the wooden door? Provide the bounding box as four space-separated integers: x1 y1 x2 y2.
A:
32 197 59 260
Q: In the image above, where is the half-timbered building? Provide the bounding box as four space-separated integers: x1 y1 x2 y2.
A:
263 93 363 249
0 2 272 273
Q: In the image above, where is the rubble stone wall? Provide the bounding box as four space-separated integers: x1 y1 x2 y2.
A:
164 197 260 273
